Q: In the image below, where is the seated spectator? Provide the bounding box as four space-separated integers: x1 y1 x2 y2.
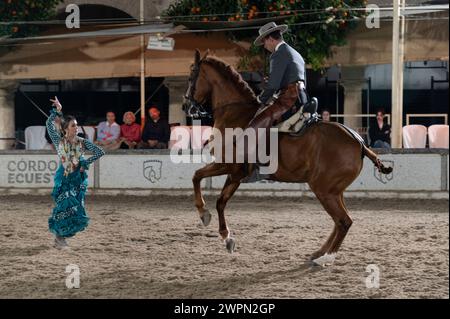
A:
118 111 141 149
369 108 391 148
321 109 331 122
138 107 170 149
95 111 120 150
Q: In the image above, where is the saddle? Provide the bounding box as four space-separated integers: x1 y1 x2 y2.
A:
276 97 320 136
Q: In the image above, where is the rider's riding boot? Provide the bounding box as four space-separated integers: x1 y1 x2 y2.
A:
239 83 300 183
240 163 270 183
302 97 318 115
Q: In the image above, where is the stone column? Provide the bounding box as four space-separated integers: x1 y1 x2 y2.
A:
165 77 188 125
341 66 366 130
0 80 19 150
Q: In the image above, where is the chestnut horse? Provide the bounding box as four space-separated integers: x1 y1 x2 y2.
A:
185 50 392 264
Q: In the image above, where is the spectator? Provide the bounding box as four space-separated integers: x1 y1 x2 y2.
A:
138 107 170 149
321 109 331 122
95 111 120 150
369 109 391 148
119 111 141 149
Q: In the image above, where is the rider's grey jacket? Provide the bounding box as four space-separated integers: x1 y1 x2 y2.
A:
257 42 306 105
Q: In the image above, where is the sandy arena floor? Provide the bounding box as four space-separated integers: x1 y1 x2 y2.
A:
0 194 448 299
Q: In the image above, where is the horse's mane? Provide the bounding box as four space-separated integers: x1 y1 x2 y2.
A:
202 56 257 103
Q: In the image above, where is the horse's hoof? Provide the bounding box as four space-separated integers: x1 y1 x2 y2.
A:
225 238 236 253
312 253 336 267
309 251 324 261
200 210 212 227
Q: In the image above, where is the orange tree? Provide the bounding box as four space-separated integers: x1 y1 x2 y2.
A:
0 0 63 38
164 0 368 69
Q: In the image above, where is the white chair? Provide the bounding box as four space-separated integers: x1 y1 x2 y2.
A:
402 125 427 148
428 124 449 148
190 126 212 150
169 126 191 150
25 126 53 150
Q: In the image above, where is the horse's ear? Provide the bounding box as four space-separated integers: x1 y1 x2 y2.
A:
194 49 201 64
202 49 210 59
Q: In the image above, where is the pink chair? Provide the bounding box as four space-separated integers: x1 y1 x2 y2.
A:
402 125 427 148
190 126 213 150
428 125 449 148
168 126 191 150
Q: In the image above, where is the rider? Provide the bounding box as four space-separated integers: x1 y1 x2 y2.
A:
241 22 311 182
253 22 308 126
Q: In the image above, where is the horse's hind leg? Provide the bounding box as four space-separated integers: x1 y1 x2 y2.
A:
312 192 353 264
309 225 337 261
327 194 353 253
216 173 243 253
193 163 229 226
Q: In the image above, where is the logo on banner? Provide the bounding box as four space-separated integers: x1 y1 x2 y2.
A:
143 160 163 183
374 160 394 184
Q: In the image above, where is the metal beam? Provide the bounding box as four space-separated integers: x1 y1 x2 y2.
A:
140 0 146 131
391 0 406 148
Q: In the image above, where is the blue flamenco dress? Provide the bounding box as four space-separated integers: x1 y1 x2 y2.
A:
46 109 105 238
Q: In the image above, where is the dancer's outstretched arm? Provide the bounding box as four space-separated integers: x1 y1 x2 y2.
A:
81 139 105 170
46 96 63 149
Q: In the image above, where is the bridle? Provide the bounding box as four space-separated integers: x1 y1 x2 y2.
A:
184 60 258 119
184 61 212 119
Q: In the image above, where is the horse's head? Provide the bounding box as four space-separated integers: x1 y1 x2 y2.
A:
184 49 258 120
185 49 210 104
184 49 212 118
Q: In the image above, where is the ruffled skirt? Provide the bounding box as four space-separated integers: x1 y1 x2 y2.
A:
48 165 89 238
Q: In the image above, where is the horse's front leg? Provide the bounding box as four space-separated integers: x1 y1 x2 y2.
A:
193 162 230 226
216 170 245 253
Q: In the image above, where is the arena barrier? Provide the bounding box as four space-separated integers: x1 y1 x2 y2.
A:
0 149 448 199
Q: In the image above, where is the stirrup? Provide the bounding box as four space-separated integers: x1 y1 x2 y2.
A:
302 97 318 114
240 164 270 183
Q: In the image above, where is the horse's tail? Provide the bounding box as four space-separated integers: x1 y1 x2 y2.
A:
362 144 393 174
335 123 392 175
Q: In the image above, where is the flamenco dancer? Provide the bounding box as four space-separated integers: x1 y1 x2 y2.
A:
46 96 105 249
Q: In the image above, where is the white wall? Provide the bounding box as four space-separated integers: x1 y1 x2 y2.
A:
0 152 447 194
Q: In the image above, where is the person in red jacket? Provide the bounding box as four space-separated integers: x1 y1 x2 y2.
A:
119 111 141 149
